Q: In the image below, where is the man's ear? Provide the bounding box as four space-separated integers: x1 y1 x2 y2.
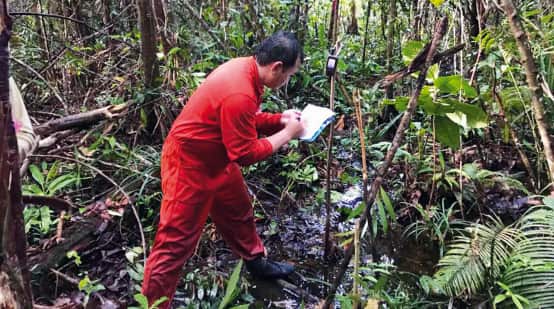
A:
270 61 284 72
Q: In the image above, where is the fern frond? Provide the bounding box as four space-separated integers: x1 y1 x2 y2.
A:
433 216 520 296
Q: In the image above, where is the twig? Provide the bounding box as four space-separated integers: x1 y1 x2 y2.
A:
11 57 68 112
275 279 320 304
323 16 449 308
10 12 96 30
49 268 79 285
180 0 226 51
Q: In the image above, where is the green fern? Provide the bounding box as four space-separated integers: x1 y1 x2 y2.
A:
433 215 520 296
501 203 554 308
433 200 554 307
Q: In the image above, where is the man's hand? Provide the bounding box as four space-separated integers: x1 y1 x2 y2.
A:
283 116 305 139
267 114 306 152
280 109 302 125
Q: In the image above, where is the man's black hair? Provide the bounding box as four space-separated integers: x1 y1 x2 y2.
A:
254 31 304 69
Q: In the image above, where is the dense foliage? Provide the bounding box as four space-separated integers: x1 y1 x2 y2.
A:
5 0 554 308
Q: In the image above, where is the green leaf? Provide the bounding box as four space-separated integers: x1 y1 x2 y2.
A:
429 0 445 8
40 206 52 234
29 164 45 187
79 276 91 291
499 87 530 112
133 294 149 309
140 108 148 128
218 259 243 309
229 305 249 309
151 296 168 309
420 97 455 115
376 199 388 233
347 202 366 220
494 294 507 304
402 40 425 65
46 161 59 183
434 116 461 149
426 64 440 82
434 75 478 98
445 100 488 129
385 96 409 112
380 187 396 221
47 174 77 195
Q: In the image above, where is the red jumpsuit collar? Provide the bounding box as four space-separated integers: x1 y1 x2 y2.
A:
250 56 265 100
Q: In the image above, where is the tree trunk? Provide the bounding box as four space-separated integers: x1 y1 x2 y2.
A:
0 1 33 307
152 0 172 56
327 0 339 47
385 0 396 99
501 0 554 187
346 1 358 35
137 0 160 135
361 0 371 63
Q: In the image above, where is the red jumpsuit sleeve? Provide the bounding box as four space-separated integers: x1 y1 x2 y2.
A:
255 112 284 136
220 94 274 166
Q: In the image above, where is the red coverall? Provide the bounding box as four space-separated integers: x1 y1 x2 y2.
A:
142 57 284 307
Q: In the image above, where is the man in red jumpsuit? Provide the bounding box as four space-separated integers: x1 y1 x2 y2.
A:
142 31 305 307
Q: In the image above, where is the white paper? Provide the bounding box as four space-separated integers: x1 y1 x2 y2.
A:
299 104 335 142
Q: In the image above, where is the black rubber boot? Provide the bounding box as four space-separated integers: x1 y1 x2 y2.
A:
245 256 295 279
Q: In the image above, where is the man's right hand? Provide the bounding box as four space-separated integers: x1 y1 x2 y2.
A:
284 116 306 138
267 116 306 152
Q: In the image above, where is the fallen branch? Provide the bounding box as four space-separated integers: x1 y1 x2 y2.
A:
34 104 128 136
37 129 75 149
31 154 147 268
22 195 77 212
323 16 449 308
276 279 320 304
380 43 464 88
49 268 79 285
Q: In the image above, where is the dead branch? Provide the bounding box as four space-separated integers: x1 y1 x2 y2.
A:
22 195 77 212
381 43 465 88
34 104 128 136
276 279 320 304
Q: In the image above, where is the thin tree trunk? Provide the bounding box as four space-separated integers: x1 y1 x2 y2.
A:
152 0 172 56
137 0 158 90
361 0 371 63
385 0 396 99
327 0 339 47
0 1 33 306
346 1 358 35
137 0 160 134
501 0 554 187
